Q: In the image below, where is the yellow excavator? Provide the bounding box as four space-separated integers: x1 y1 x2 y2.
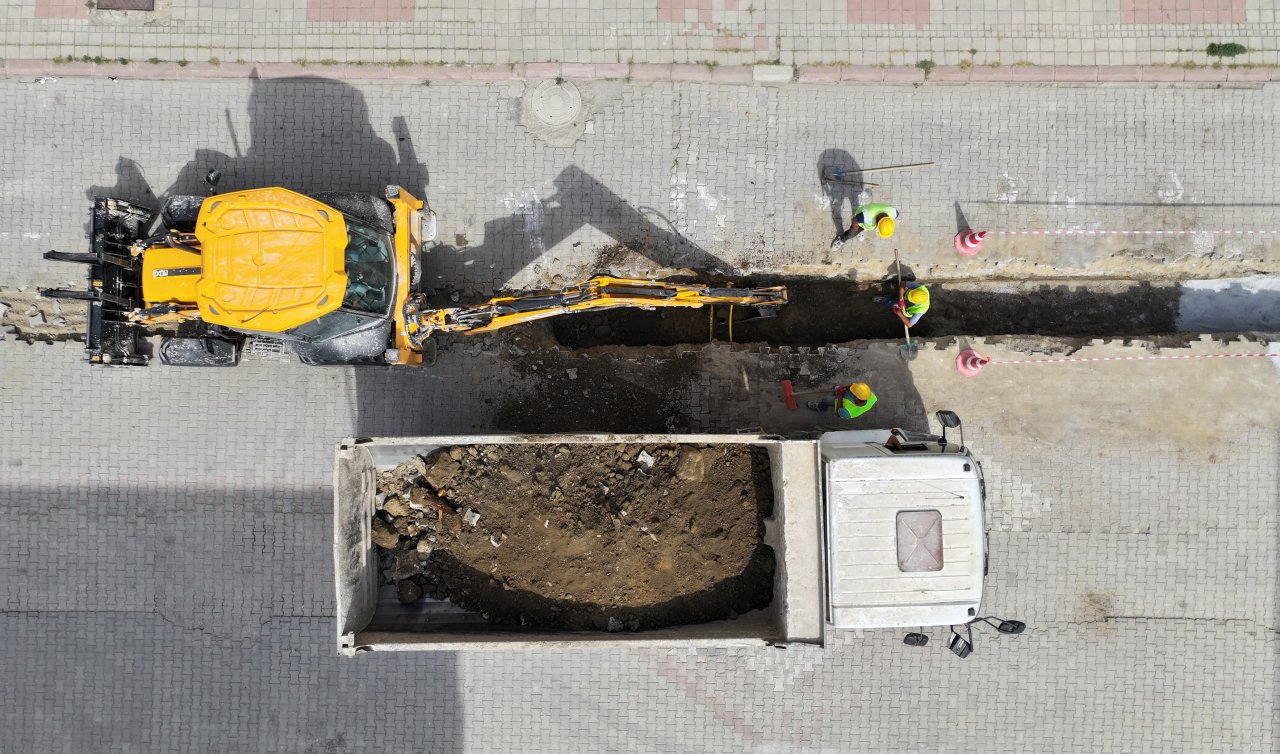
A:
42 179 787 366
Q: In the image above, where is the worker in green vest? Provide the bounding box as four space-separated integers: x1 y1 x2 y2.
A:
874 282 930 328
807 382 877 419
830 203 899 252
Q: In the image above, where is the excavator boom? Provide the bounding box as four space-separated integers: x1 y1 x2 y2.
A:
402 276 787 348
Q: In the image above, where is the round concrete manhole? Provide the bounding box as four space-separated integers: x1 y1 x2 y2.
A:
529 80 583 128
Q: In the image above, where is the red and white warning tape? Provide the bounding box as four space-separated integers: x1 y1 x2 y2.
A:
991 352 1280 366
992 229 1280 237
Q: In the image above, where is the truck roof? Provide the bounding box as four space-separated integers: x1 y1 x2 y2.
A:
821 436 984 630
193 187 348 332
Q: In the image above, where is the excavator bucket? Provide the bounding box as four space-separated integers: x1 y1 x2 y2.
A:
41 197 154 365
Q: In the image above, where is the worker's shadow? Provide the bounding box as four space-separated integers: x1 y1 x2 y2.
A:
818 147 867 230
423 164 734 297
87 73 430 222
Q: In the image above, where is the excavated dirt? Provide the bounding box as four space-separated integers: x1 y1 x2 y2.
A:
0 287 86 342
372 443 775 632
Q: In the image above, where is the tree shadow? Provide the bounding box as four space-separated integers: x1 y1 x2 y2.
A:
87 73 430 214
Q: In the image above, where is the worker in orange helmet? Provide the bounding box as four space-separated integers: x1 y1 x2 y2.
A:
807 382 877 419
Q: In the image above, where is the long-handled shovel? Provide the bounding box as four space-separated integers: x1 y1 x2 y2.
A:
893 252 919 361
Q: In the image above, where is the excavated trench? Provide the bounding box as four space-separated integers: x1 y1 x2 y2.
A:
551 277 1280 348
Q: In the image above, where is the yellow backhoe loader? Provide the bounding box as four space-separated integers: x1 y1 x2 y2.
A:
42 180 787 366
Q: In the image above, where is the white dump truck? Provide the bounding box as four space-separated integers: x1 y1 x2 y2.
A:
334 411 1021 655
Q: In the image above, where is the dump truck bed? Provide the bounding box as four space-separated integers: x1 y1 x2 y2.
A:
334 434 824 654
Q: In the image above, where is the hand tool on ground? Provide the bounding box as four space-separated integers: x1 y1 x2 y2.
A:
893 251 919 361
780 379 839 411
824 161 935 181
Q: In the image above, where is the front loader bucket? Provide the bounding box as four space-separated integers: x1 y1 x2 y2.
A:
41 197 154 365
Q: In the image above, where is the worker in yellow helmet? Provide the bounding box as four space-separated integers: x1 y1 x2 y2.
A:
875 282 930 328
830 203 899 252
807 382 877 419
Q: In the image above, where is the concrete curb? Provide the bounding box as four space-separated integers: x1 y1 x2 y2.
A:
5 59 1278 85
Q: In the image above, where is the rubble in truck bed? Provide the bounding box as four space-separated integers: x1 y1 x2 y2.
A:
372 443 776 632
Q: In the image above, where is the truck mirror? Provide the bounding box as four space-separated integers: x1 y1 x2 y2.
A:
903 632 929 647
934 410 964 451
974 616 1026 635
948 626 973 659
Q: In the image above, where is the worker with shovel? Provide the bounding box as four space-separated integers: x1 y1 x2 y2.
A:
807 382 878 419
830 203 899 252
876 282 930 329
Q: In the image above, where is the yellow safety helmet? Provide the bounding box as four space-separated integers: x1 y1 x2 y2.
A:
907 287 928 305
876 216 896 239
848 382 872 401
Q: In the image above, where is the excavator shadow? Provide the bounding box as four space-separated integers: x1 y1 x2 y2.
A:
421 164 737 299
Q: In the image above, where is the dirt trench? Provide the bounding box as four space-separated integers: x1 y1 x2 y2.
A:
372 443 776 632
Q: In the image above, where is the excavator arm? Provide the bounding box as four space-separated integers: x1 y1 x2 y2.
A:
401 275 787 349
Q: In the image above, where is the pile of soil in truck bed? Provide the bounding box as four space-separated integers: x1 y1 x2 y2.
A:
372 443 776 632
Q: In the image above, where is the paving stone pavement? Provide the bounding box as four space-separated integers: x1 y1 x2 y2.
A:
5 0 1280 68
1 335 1276 752
2 78 1277 302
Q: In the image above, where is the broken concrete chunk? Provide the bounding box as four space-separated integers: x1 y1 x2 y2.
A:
397 579 423 604
675 448 707 482
415 539 435 556
370 518 399 550
463 508 481 527
636 450 656 467
382 496 411 517
0 301 10 320
394 551 424 580
607 617 623 632
27 309 45 327
490 533 504 548
566 368 578 380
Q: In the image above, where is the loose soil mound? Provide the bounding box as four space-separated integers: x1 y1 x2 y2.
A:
373 443 775 632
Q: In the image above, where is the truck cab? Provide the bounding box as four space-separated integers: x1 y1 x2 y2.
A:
814 428 986 632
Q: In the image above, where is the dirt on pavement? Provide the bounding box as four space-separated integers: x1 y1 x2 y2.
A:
373 442 776 632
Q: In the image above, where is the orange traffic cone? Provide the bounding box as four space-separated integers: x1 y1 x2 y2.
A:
953 229 987 256
956 349 990 377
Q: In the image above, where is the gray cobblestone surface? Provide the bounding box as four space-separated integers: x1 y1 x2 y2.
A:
2 74 1277 752
2 78 1276 298
1 335 1277 752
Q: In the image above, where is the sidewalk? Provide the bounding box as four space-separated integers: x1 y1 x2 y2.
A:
9 0 1280 69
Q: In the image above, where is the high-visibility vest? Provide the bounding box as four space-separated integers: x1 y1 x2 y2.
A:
904 285 930 316
837 387 877 419
854 204 899 231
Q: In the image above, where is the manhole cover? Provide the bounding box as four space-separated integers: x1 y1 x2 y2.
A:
529 80 583 128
